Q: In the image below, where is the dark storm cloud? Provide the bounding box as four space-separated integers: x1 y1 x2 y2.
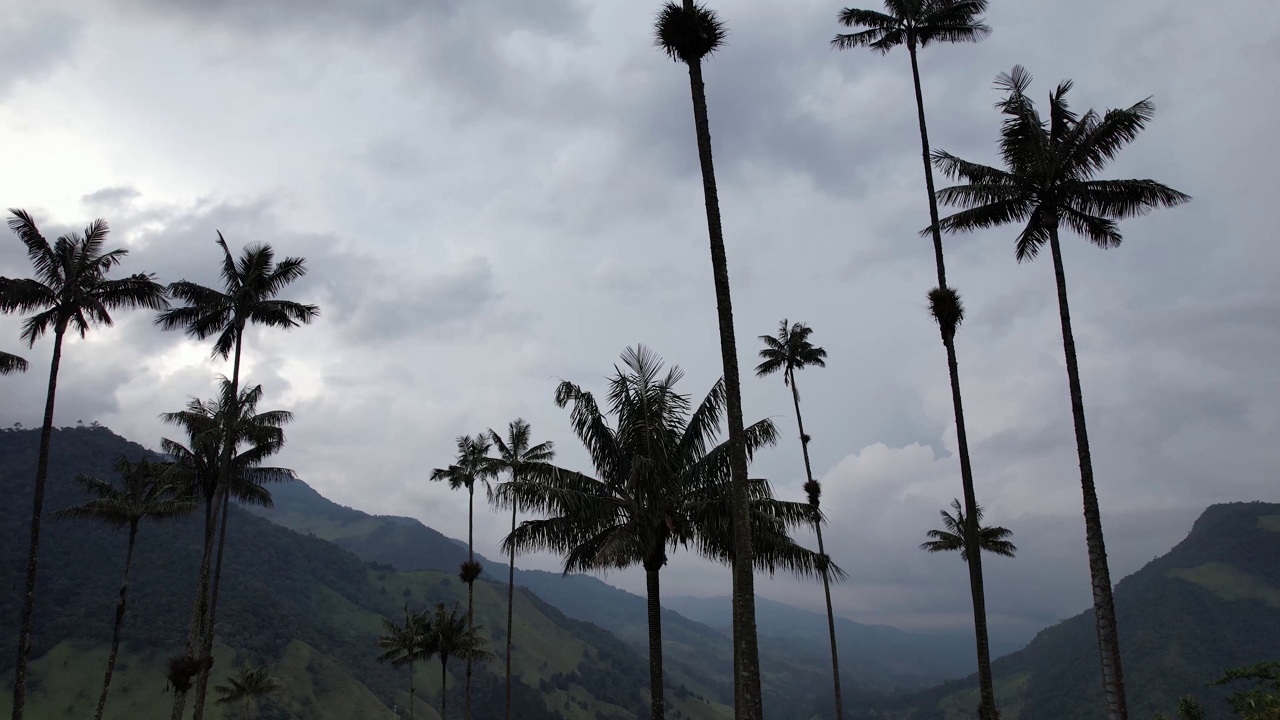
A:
0 9 82 100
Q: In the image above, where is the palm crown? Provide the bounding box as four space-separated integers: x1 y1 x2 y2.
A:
930 66 1192 260
488 419 556 508
213 664 282 708
755 319 827 389
430 602 493 664
52 456 194 527
502 346 834 578
159 378 296 507
375 604 434 668
832 0 990 52
155 233 318 359
0 210 169 344
920 498 1017 561
654 2 727 65
431 434 497 496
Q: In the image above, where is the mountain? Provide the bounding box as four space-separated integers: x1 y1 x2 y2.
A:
254 474 1004 699
884 501 1280 720
0 427 726 720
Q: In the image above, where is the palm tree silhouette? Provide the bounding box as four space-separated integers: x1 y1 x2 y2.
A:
376 604 434 720
0 209 168 720
213 664 283 720
931 66 1190 720
53 456 194 720
920 499 1017 560
429 602 493 720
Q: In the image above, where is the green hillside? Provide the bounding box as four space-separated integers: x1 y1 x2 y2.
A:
883 502 1280 720
255 473 989 718
0 427 728 720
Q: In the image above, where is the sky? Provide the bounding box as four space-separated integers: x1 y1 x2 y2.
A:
1 0 1277 646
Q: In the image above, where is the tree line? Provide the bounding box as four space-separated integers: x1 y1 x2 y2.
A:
0 0 1202 720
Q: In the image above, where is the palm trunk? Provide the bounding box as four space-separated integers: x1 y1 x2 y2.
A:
505 501 517 720
191 488 232 717
171 492 221 720
94 521 139 720
1048 226 1127 720
10 324 66 720
441 660 449 720
191 326 245 720
908 38 999 720
679 5 762 716
465 484 474 720
944 335 997 719
787 375 843 720
409 660 415 720
645 566 665 720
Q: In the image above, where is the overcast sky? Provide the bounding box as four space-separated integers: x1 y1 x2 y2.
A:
1 0 1277 645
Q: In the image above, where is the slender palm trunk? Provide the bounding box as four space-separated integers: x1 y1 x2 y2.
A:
409 660 415 720
93 521 139 720
679 6 762 716
505 502 517 720
440 660 449 720
787 375 843 720
11 325 66 720
908 40 998 720
645 566 665 720
1048 227 1127 720
171 495 221 720
191 328 245 720
465 485 474 720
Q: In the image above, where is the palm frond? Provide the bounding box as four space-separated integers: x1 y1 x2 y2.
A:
0 350 28 375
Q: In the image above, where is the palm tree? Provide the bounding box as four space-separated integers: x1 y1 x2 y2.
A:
0 209 168 720
51 456 193 720
487 419 555 720
920 499 1017 559
931 66 1190 720
503 346 833 720
831 4 998 716
159 378 296 713
214 664 283 720
430 433 495 720
429 602 493 720
754 319 844 718
653 5 762 714
376 604 435 720
156 233 317 720
0 350 27 374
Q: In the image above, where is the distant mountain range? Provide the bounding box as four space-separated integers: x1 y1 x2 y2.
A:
2 426 1276 720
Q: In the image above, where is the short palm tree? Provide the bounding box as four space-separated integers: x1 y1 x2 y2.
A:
487 419 555 720
0 350 27 374
832 4 999 717
920 499 1017 560
0 209 168 720
504 346 833 720
430 433 496 720
159 378 296 709
214 664 283 720
376 604 435 720
52 456 193 720
653 5 763 713
755 319 844 718
156 232 317 720
429 602 493 720
931 66 1191 720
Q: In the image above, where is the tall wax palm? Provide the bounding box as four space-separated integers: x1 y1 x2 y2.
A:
487 419 555 720
930 66 1190 720
429 602 493 720
159 378 296 716
754 319 843 719
430 433 496 720
213 664 283 720
503 346 835 720
832 4 999 716
653 5 763 714
0 209 168 720
920 499 1017 559
156 233 317 720
0 350 27 374
375 604 435 720
51 456 194 720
